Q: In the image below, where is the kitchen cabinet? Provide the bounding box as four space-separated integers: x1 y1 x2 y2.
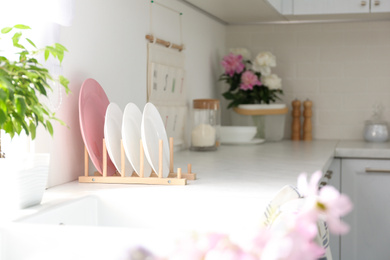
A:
181 0 390 24
371 0 390 12
324 159 341 260
340 159 390 260
293 0 390 15
293 0 368 15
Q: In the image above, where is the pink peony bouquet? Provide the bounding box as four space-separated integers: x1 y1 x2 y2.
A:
219 48 283 108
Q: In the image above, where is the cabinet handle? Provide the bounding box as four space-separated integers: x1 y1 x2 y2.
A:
324 170 333 179
361 1 367 6
375 0 380 6
365 168 390 173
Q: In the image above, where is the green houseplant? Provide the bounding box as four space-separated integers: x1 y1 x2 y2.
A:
0 24 69 208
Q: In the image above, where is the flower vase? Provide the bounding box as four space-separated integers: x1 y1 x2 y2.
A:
252 115 266 139
231 104 288 141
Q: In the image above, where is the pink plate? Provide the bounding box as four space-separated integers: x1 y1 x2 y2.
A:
79 78 116 175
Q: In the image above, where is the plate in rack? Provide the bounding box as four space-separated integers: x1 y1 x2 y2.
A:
141 103 170 177
79 78 116 175
122 103 152 176
104 103 133 176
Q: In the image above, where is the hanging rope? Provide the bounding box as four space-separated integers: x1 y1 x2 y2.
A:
147 0 184 51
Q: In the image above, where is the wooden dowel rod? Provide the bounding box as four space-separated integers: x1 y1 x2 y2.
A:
140 139 144 178
103 139 107 177
145 34 184 51
121 140 125 177
188 164 192 174
84 146 89 177
177 168 182 179
158 139 163 178
169 137 174 173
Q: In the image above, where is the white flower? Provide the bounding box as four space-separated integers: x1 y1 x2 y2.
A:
262 74 282 90
258 66 271 76
252 52 276 76
229 48 251 60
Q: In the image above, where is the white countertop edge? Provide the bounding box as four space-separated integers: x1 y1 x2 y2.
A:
335 140 390 159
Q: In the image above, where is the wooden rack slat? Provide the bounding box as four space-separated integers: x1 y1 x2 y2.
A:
79 176 186 185
145 34 184 51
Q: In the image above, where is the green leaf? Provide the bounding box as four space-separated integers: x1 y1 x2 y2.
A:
29 121 36 140
44 49 50 61
14 24 31 30
46 120 53 136
59 75 70 93
0 109 6 126
55 43 68 52
1 27 12 34
46 46 59 59
35 82 47 96
26 38 37 48
15 96 27 116
12 32 24 49
17 116 29 135
4 120 14 138
57 52 64 63
222 92 235 100
32 106 43 119
12 115 22 135
54 117 66 126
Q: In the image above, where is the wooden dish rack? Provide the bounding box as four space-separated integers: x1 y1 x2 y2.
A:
79 137 196 185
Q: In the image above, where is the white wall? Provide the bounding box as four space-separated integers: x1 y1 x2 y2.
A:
43 0 226 187
225 20 390 140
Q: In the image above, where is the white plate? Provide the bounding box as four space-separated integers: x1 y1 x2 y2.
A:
141 103 170 177
122 103 152 176
221 138 265 145
104 103 133 176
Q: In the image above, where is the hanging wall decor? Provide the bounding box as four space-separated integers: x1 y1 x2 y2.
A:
146 1 187 151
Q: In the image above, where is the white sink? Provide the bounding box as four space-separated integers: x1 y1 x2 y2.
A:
15 196 100 226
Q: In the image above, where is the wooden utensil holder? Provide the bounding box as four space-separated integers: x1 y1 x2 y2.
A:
79 137 196 185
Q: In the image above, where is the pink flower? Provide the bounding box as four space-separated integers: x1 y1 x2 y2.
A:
297 171 353 235
221 53 245 77
297 171 323 198
240 71 261 91
317 186 353 234
257 205 325 260
204 235 256 260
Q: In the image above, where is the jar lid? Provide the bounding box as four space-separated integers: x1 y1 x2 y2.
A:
193 99 220 110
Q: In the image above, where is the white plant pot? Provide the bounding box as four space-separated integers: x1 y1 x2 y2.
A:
0 153 50 209
231 104 287 141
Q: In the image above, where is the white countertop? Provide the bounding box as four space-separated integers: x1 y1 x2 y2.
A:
39 139 390 207
3 139 390 260
20 140 337 233
12 139 390 225
335 140 390 159
44 140 338 201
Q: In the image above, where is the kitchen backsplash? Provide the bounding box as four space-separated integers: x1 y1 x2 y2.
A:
226 20 390 140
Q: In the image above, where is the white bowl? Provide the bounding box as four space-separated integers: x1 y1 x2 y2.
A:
220 126 257 143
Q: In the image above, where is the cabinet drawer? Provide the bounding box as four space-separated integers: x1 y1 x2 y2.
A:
341 159 390 260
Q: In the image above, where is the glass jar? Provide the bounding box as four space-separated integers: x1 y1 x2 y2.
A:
190 99 220 151
364 120 389 142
